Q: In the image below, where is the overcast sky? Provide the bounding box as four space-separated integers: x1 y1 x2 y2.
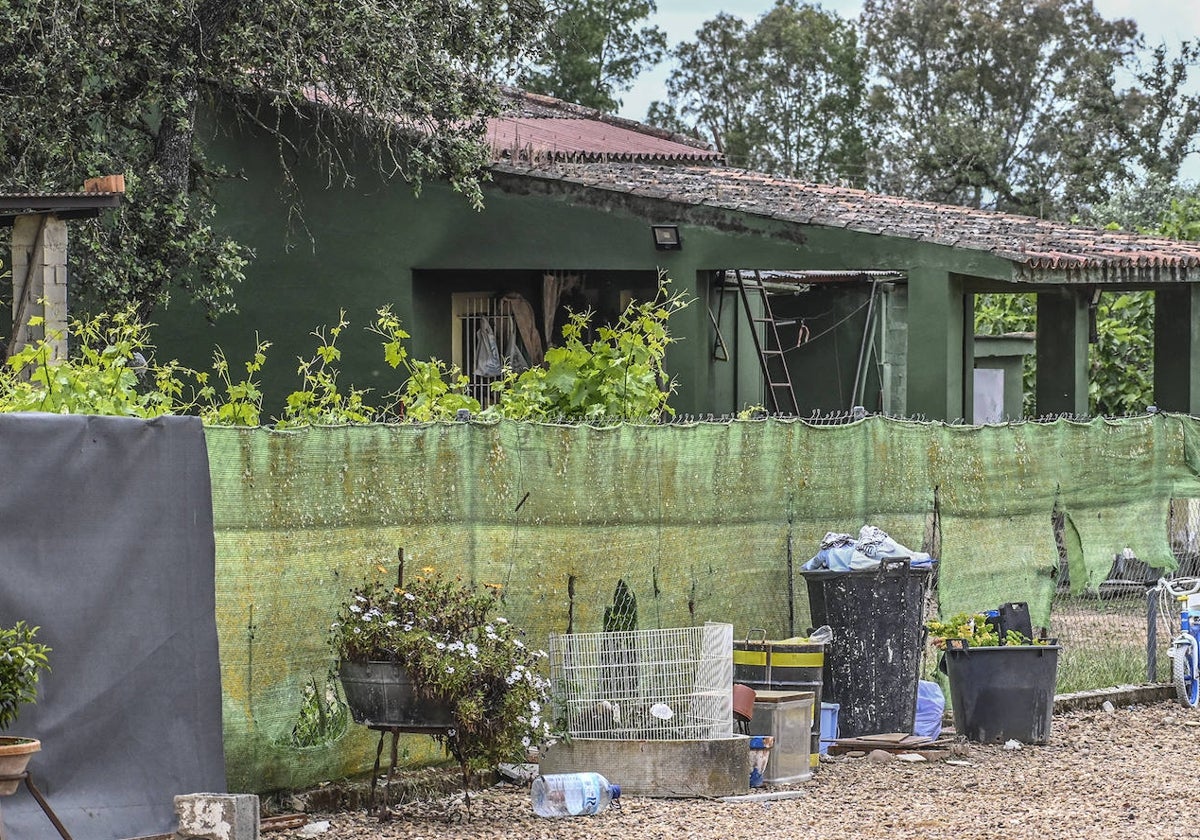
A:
621 0 1200 182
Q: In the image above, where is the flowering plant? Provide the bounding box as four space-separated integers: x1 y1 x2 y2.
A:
330 562 551 780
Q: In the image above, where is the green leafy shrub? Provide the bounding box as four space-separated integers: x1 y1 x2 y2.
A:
370 307 480 422
486 280 690 421
275 312 373 427
0 621 51 731
0 309 195 417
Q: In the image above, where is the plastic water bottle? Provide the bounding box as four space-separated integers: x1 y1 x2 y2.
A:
531 772 620 817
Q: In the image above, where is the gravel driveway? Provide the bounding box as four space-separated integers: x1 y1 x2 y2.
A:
300 701 1199 840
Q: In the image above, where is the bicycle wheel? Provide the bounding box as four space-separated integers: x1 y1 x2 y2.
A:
1172 644 1199 708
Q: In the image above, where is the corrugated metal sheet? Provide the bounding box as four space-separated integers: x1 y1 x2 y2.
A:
488 117 723 163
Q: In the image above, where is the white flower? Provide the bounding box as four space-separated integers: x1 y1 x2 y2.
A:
466 643 478 657
529 700 541 714
348 604 362 613
352 627 362 634
403 624 413 632
521 736 531 748
446 666 455 674
354 594 368 603
436 641 446 650
495 617 508 624
530 715 540 728
404 592 415 601
329 622 340 630
386 620 398 628
514 640 525 649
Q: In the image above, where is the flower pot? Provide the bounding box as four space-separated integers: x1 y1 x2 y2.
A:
338 661 454 731
944 644 1060 744
0 737 40 796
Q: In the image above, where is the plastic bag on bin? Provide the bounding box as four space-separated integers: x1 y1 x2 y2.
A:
804 532 877 571
856 525 935 568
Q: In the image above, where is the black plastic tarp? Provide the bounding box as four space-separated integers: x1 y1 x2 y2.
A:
0 414 225 839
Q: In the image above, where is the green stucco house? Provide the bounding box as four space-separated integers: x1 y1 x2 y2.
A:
152 91 1200 422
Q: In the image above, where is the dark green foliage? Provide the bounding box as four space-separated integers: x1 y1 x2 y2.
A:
603 579 638 633
860 0 1138 215
520 0 666 111
0 0 546 318
651 1 867 184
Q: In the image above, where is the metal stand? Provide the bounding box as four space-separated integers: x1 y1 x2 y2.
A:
0 771 74 840
365 725 450 815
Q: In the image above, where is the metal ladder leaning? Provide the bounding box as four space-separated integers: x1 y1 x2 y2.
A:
732 270 799 415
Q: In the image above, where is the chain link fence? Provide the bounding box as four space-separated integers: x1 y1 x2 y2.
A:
1046 499 1200 693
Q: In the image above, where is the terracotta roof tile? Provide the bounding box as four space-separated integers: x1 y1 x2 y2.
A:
487 117 722 163
493 161 1200 274
491 89 721 164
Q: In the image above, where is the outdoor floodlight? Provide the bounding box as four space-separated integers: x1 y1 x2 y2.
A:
651 224 682 251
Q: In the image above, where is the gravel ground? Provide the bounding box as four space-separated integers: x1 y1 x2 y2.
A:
298 701 1200 840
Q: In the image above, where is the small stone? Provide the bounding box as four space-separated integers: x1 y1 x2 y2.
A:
1003 739 1023 750
945 760 973 767
296 821 330 837
867 749 895 763
1102 700 1115 713
896 753 927 762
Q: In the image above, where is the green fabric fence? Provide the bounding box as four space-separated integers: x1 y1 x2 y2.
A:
205 415 1200 792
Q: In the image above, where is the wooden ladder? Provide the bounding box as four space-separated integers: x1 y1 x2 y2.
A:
733 270 799 415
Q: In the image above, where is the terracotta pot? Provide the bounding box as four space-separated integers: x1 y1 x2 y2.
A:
733 683 756 722
0 736 40 796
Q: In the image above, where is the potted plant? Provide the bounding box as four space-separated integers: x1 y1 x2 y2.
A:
927 612 1059 745
330 555 551 805
0 621 51 795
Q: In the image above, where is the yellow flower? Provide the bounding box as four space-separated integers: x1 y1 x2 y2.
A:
483 582 503 590
421 566 436 575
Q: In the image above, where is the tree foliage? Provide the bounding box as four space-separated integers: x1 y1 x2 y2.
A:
860 0 1139 215
0 0 546 318
650 1 867 184
520 0 666 111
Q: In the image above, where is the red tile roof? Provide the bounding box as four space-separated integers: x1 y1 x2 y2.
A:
490 89 722 164
495 161 1200 277
488 116 723 163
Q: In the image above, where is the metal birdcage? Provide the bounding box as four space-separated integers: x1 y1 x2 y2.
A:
548 622 733 740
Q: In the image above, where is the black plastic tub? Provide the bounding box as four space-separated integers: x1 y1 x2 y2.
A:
944 644 1060 744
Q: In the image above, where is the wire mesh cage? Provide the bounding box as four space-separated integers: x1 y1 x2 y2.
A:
548 622 734 740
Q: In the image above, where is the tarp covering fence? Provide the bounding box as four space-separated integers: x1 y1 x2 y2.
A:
205 415 1200 792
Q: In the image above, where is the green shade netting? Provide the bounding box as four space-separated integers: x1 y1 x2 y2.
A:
205 414 1200 791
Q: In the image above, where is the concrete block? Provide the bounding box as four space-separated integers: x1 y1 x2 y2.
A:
174 793 259 840
539 736 750 798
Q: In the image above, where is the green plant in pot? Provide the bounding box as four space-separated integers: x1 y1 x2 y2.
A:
0 621 51 795
926 612 1060 745
331 556 551 810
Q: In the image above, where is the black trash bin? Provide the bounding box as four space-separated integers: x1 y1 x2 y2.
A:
801 559 934 738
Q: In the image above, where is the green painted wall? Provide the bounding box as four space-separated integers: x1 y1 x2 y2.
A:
154 106 1019 421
